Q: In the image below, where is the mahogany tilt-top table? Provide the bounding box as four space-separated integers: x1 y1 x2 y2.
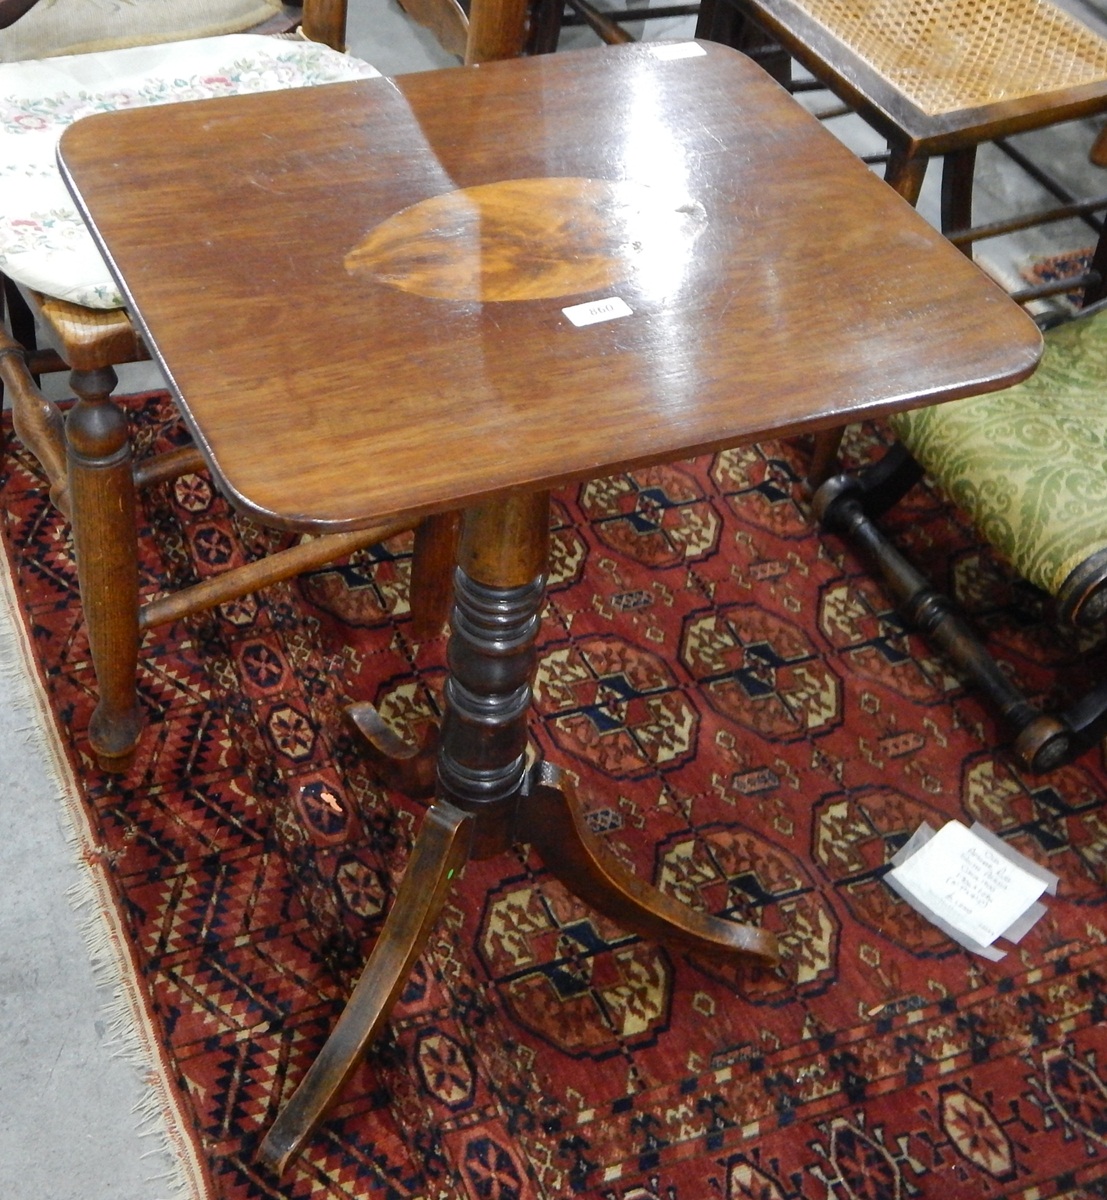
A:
57 40 1043 1174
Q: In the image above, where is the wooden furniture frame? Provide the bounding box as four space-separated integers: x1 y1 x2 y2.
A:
57 40 1042 1173
396 0 553 59
556 0 700 48
397 0 698 58
811 445 1078 774
2 0 534 771
695 0 1107 238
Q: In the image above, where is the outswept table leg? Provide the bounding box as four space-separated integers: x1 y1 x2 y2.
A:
256 802 473 1177
345 700 438 798
521 761 777 965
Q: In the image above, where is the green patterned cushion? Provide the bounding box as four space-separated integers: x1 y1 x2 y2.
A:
889 307 1107 599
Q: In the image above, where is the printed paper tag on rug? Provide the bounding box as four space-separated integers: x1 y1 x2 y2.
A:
886 820 1058 960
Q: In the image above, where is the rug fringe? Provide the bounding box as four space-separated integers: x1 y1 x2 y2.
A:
0 552 209 1200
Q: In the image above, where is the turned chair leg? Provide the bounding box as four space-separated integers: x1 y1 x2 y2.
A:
941 146 976 257
884 145 929 206
65 366 142 771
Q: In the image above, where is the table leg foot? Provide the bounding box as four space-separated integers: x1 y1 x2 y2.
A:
257 801 472 1177
520 763 779 966
345 701 439 798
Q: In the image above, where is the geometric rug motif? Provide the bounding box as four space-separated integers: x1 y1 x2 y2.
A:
5 395 1107 1198
1018 246 1094 312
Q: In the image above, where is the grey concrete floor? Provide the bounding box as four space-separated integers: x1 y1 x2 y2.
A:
4 4 1107 1196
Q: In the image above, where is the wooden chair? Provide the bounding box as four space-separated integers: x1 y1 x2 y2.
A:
694 0 1107 483
398 0 697 57
389 0 557 58
813 299 1107 775
0 0 530 770
558 0 700 46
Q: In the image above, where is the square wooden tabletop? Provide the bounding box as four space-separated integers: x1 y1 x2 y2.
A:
57 40 1042 532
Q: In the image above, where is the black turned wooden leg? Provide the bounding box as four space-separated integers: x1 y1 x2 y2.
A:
813 466 1074 773
65 366 142 771
256 802 474 1178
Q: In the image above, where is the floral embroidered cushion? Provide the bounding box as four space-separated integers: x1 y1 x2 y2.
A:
1 0 282 61
0 35 378 308
890 307 1107 599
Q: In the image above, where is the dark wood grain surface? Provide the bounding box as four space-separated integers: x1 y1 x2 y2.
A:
58 41 1042 532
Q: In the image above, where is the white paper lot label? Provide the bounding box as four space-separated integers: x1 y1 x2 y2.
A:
648 42 708 60
888 820 1048 947
563 297 633 327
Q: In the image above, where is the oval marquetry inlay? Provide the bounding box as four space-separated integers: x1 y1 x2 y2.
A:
344 176 706 303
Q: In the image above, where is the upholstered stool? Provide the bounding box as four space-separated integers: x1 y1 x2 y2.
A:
892 307 1107 613
815 304 1107 773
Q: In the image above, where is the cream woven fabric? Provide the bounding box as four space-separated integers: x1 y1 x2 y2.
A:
0 0 283 60
0 35 378 308
891 309 1107 597
796 0 1107 115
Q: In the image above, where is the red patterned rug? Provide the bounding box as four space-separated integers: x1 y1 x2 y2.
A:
5 392 1107 1200
1019 247 1095 309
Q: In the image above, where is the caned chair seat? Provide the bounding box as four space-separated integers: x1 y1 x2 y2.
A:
890 307 1107 613
697 0 1107 160
778 0 1107 120
0 36 377 308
